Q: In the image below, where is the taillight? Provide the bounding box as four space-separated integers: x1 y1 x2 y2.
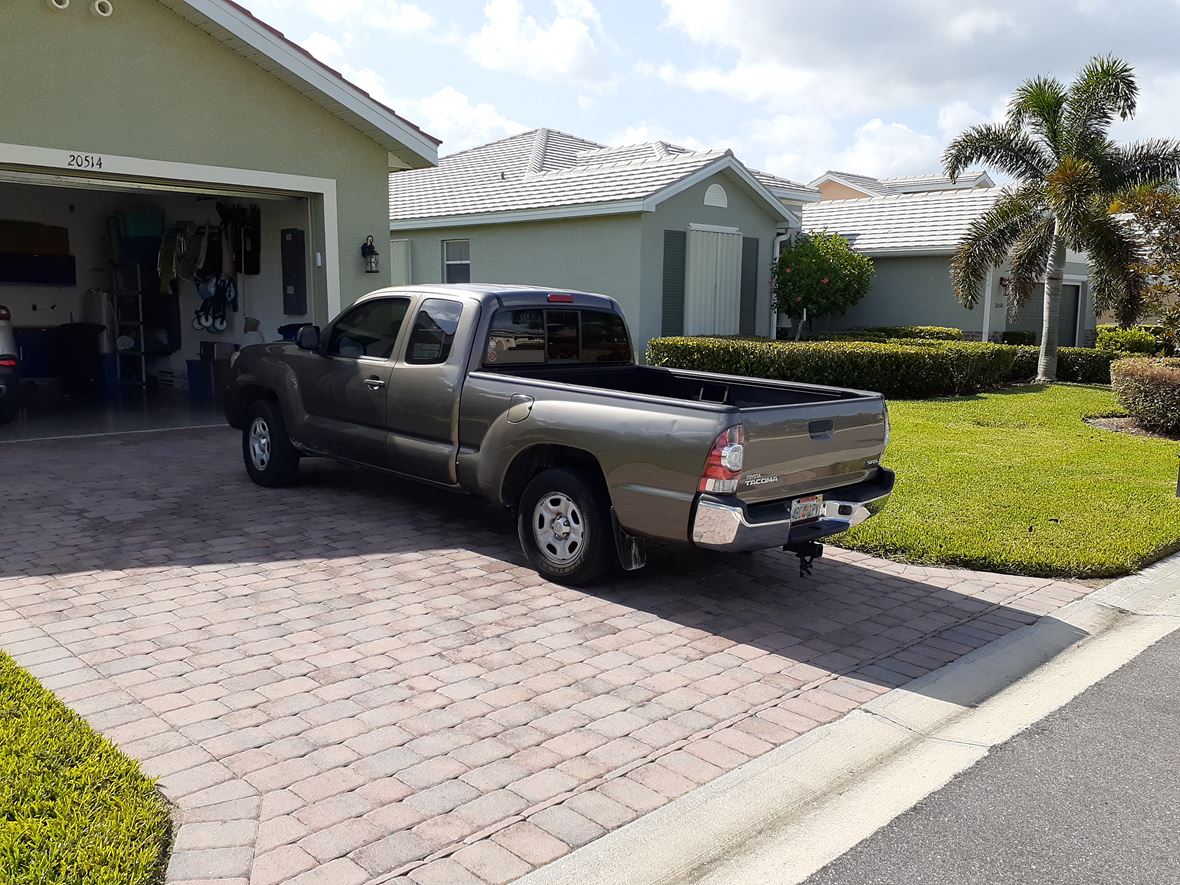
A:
547 293 575 303
699 424 745 493
0 306 10 321
0 359 14 367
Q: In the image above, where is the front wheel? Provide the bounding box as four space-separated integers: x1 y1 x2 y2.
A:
517 467 619 585
242 399 300 487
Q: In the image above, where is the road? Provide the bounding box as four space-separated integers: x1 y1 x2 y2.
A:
806 628 1180 885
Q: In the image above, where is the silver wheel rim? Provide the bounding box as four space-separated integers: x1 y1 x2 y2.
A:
249 418 271 471
532 492 585 565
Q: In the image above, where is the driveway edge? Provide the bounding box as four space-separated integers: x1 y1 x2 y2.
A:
517 552 1180 885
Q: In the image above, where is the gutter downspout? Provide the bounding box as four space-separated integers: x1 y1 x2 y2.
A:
982 266 995 342
772 229 793 340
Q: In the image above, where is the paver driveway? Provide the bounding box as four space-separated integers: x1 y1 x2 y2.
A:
0 427 1093 884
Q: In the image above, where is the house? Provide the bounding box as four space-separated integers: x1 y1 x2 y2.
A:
1 0 437 434
800 188 1097 345
388 129 819 351
809 169 995 202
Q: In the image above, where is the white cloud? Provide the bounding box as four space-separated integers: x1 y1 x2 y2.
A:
301 0 434 33
464 0 615 91
944 8 1023 44
830 119 942 177
396 86 526 153
300 32 395 104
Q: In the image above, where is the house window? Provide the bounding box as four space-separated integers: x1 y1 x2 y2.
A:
442 239 471 283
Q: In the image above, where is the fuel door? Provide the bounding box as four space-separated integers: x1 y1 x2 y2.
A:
506 394 534 423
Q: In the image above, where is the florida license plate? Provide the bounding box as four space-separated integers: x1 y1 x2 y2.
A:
790 494 823 522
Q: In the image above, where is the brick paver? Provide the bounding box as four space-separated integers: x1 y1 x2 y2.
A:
0 428 1094 883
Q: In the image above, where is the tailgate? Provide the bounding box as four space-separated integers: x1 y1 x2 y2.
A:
736 396 887 504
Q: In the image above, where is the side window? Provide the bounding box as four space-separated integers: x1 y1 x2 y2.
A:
405 298 464 365
442 239 471 284
326 298 410 359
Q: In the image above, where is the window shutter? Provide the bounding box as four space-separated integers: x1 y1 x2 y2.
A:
739 236 759 336
661 230 687 337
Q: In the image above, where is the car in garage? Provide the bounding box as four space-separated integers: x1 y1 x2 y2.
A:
0 305 18 424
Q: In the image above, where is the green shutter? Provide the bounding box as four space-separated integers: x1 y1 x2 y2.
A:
661 230 687 337
739 236 760 336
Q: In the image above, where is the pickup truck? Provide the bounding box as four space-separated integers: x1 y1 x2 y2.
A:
225 285 893 585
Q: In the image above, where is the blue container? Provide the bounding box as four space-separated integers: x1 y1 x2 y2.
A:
186 359 214 402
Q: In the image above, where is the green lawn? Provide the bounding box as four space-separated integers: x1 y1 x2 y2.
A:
0 652 171 885
841 384 1180 578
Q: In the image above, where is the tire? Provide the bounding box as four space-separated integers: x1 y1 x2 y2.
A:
242 399 300 487
517 467 619 585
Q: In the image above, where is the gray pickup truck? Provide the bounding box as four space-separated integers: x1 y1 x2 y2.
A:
225 285 893 584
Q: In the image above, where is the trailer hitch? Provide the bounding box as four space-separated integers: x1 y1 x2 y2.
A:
784 541 823 578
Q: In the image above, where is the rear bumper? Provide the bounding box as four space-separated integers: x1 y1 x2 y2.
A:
691 468 895 552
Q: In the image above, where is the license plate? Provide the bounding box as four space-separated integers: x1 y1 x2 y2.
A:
790 494 823 522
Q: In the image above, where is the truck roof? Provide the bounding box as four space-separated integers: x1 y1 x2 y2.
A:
355 284 622 313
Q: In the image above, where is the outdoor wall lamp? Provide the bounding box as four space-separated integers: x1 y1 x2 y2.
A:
999 276 1010 291
361 235 380 274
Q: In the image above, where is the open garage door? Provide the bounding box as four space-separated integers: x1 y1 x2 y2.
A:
0 169 323 441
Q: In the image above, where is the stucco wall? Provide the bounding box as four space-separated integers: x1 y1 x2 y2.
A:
390 214 645 335
3 0 396 319
639 169 783 347
818 181 872 201
816 255 984 332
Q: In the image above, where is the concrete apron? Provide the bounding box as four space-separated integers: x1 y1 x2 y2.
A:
519 552 1180 885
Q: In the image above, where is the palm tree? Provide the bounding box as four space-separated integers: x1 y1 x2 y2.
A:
944 55 1180 381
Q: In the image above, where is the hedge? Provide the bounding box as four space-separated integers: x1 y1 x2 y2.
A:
1096 326 1159 355
646 337 1015 399
1001 330 1036 346
1111 358 1180 435
852 325 964 341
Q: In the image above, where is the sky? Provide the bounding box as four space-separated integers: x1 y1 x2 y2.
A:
239 0 1180 185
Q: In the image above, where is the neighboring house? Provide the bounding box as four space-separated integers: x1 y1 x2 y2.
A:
388 128 819 350
809 169 995 202
3 0 437 432
801 189 1096 345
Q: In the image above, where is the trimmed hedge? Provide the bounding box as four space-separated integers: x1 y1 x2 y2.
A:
1010 346 1039 380
1111 358 1180 435
646 337 1015 399
1059 347 1125 383
1096 326 1159 355
852 325 964 341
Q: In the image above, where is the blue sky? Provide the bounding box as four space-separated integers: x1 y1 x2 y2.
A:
240 0 1180 184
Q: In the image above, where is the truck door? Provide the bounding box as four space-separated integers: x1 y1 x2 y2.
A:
384 297 476 485
300 296 411 466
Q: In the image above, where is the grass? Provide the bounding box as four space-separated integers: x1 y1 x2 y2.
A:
840 384 1180 578
0 652 171 885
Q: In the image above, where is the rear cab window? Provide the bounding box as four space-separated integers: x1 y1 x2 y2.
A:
485 308 631 366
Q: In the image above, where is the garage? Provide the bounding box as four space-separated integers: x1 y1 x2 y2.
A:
1 0 437 439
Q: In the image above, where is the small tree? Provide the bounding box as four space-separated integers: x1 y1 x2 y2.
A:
1111 187 1180 352
773 231 874 336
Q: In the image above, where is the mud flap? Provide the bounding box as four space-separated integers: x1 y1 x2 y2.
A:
612 509 647 571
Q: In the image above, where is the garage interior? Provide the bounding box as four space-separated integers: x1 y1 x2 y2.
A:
0 173 318 440
0 173 323 441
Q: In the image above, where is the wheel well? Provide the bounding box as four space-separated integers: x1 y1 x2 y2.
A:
501 445 609 509
229 386 278 429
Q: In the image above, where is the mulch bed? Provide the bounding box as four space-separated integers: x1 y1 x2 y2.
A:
1085 415 1180 441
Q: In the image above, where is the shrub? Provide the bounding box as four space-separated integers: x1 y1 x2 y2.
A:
773 232 874 323
1111 358 1180 435
1058 347 1126 384
853 325 964 341
1096 326 1159 355
646 337 1015 399
1001 330 1036 345
1009 346 1040 380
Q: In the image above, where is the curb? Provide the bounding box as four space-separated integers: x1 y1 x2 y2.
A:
518 552 1180 885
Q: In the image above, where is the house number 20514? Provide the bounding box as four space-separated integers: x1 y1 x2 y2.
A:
66 153 104 170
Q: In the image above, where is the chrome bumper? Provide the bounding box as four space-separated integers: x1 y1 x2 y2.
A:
690 469 895 552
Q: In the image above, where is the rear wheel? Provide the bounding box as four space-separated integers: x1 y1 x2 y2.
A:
242 399 300 487
517 467 618 585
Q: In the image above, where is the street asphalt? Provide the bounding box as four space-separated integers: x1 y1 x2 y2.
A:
806 627 1180 885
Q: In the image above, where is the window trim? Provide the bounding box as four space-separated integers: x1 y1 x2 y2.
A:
442 238 471 284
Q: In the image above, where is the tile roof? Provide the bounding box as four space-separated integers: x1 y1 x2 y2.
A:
801 188 1005 254
389 128 815 223
809 169 993 197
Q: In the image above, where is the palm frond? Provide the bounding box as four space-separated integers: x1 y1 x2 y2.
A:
1064 54 1137 152
1096 139 1180 192
950 186 1049 307
943 123 1051 185
1045 156 1103 244
1080 209 1146 324
1005 217 1056 319
1008 75 1068 156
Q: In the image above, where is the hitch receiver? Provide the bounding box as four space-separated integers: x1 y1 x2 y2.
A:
784 541 823 578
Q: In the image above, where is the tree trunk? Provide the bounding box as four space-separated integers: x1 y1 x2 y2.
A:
1037 224 1067 383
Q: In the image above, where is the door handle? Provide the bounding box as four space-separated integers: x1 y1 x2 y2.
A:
364 377 386 391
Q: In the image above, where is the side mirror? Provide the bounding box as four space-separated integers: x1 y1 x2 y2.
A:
296 325 321 351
